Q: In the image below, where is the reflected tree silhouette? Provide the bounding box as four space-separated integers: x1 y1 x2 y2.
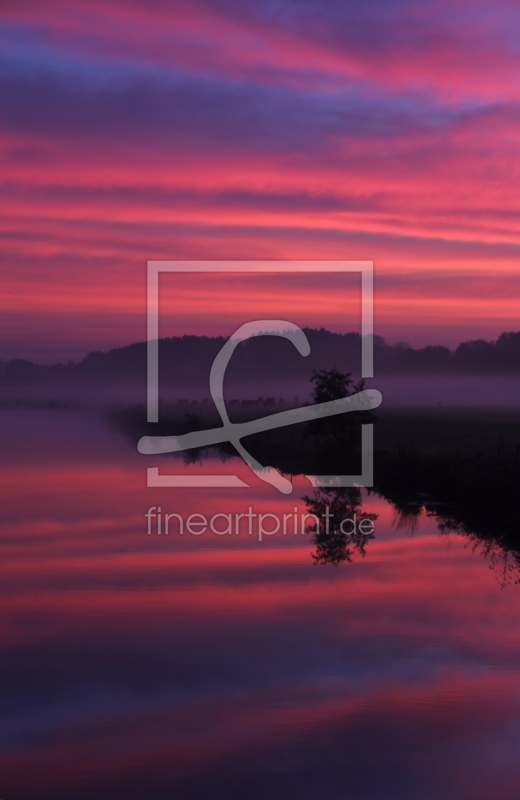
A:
302 487 377 566
435 509 520 588
108 375 520 584
376 446 520 587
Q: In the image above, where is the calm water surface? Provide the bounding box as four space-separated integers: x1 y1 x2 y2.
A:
2 408 520 799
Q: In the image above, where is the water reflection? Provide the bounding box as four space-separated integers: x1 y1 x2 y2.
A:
376 446 520 587
112 399 520 582
3 405 520 798
302 487 377 566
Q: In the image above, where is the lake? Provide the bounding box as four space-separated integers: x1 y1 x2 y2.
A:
2 407 520 799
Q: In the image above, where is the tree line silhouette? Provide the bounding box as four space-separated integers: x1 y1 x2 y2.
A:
4 328 520 386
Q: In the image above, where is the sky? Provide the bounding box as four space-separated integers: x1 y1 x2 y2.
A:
1 0 520 361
